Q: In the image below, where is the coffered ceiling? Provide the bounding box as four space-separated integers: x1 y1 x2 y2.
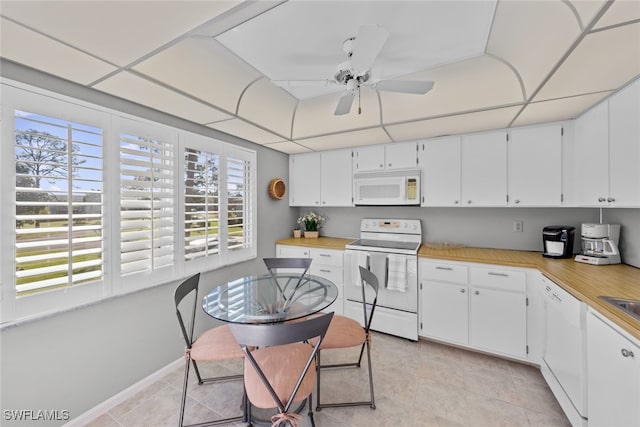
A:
1 1 639 154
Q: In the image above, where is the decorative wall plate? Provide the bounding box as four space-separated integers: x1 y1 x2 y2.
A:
268 178 286 200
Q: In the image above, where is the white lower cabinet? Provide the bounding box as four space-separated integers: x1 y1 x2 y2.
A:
275 245 344 315
420 261 469 345
309 248 344 316
469 267 527 359
587 309 640 427
419 259 528 361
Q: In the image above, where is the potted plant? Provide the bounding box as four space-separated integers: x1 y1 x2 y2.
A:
298 212 325 238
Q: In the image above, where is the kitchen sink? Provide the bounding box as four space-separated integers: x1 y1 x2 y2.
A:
599 296 640 322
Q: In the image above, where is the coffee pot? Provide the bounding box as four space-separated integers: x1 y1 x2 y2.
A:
574 223 621 265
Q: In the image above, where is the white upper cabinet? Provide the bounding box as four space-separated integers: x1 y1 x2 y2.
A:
289 152 321 206
320 149 352 206
508 124 563 206
608 79 640 207
353 141 418 172
461 130 508 206
575 101 611 206
419 136 461 206
289 148 352 207
575 79 640 207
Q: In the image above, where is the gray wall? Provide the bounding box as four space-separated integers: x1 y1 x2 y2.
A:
304 206 640 267
0 61 297 426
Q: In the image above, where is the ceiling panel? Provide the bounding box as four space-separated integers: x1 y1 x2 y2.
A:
293 88 382 139
534 22 640 102
566 0 608 29
133 38 262 114
486 1 580 99
385 106 521 141
215 0 496 99
94 71 232 124
294 128 392 151
512 92 613 127
207 118 286 145
380 55 523 124
0 0 241 66
264 141 312 154
0 17 117 85
237 78 297 138
593 0 640 29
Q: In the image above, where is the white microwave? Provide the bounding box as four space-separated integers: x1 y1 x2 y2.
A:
353 170 421 206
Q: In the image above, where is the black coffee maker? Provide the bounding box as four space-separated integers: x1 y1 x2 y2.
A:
542 226 576 259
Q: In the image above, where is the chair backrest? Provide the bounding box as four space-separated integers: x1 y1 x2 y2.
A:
174 273 201 349
358 266 379 332
229 312 334 414
263 257 312 276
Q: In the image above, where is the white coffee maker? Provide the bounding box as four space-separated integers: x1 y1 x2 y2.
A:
574 223 621 265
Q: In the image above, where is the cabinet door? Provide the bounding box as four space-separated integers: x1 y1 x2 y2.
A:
420 281 469 345
609 79 640 207
508 124 562 206
587 311 640 427
353 145 385 172
461 130 508 206
469 287 527 358
289 152 321 206
575 101 610 206
385 141 418 170
320 149 352 206
420 136 461 206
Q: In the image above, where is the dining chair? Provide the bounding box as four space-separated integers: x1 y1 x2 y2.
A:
315 265 378 410
174 273 246 427
229 312 334 427
263 257 313 297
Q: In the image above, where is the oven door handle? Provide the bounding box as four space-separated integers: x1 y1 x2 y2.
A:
385 256 389 288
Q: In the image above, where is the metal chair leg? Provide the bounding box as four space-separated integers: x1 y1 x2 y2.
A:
179 357 191 427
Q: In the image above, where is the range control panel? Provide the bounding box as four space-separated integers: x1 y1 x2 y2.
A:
360 219 422 234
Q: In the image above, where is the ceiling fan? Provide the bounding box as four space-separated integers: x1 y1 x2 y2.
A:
275 25 435 116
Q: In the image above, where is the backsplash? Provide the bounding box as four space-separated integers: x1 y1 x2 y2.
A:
299 206 640 268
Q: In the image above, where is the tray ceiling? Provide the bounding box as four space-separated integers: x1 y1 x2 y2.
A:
1 0 638 154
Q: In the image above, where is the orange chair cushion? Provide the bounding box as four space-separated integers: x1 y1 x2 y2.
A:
190 324 244 361
317 315 366 350
244 343 315 409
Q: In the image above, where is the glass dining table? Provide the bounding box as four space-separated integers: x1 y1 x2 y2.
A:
202 273 338 324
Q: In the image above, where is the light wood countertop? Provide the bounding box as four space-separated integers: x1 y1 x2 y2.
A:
276 237 640 340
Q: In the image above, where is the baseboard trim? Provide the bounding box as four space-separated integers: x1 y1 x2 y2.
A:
63 357 183 426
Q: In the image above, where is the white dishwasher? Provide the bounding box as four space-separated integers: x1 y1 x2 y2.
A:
541 276 588 427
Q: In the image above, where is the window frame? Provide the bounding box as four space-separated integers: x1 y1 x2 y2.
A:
0 80 257 324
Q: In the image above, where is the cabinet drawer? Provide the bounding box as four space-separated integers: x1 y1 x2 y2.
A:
470 267 526 292
310 265 343 285
309 248 343 267
420 262 468 284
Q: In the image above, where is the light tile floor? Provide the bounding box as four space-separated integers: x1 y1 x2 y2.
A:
85 333 571 427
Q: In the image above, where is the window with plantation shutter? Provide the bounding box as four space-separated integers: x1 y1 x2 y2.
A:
119 125 175 277
184 147 220 261
2 81 256 323
227 155 253 252
14 110 104 296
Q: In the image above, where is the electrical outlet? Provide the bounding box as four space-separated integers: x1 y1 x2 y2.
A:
513 220 524 232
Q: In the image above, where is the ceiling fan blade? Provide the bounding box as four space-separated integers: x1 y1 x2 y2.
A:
351 25 389 73
375 80 434 94
334 93 355 115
